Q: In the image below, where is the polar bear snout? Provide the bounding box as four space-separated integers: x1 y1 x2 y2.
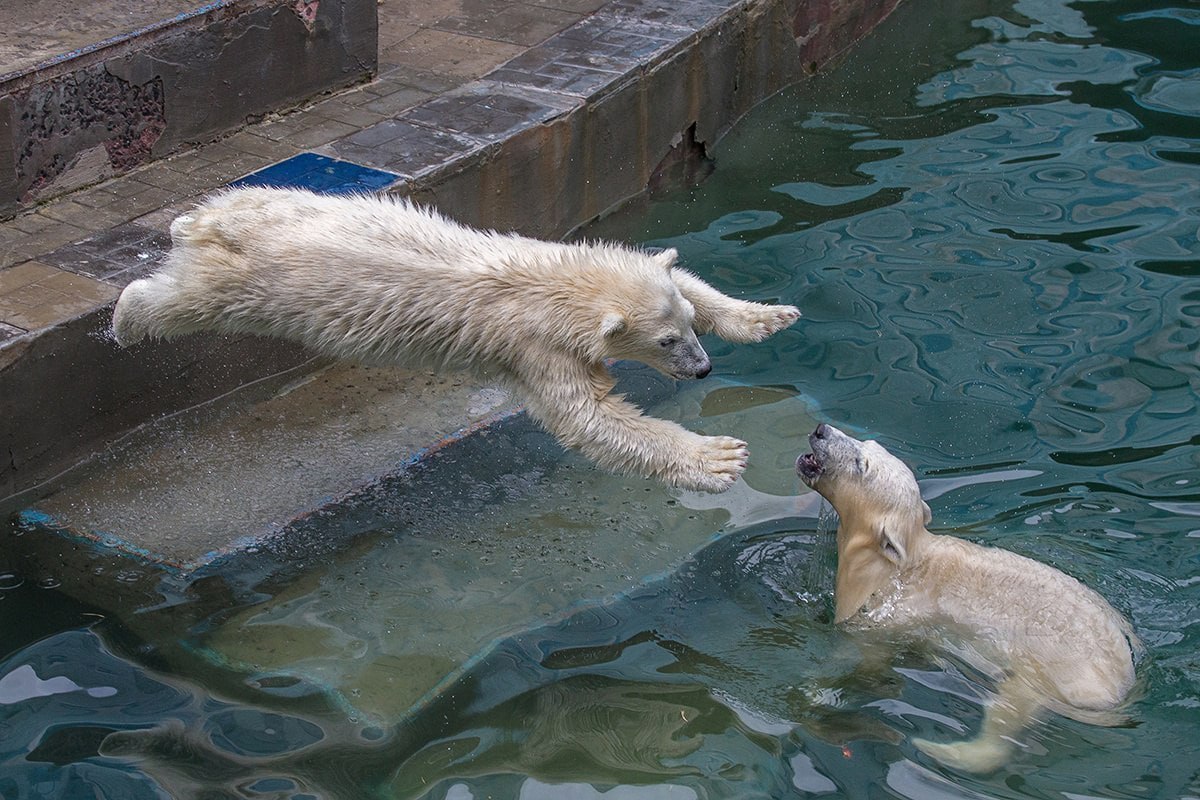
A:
796 423 852 485
660 330 711 379
795 449 822 484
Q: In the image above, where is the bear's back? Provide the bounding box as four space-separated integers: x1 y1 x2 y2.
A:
916 536 1136 710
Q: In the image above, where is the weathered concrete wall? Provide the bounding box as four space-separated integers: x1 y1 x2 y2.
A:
0 0 377 217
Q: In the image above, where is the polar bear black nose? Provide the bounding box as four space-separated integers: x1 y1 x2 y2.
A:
696 363 711 379
814 423 830 439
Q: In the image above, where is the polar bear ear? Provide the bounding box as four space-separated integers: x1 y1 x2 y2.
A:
651 248 678 270
921 500 932 526
877 524 908 566
600 312 627 338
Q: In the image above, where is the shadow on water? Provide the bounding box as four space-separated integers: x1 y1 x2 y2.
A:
4 0 1200 796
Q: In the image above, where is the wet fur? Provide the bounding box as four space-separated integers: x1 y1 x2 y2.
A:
797 424 1138 772
112 187 800 492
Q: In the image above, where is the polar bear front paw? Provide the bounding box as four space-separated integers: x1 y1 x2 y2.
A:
715 303 801 343
675 435 749 493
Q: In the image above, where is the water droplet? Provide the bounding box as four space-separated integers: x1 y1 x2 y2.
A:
0 572 23 591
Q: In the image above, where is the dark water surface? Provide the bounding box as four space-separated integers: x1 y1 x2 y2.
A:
3 0 1199 796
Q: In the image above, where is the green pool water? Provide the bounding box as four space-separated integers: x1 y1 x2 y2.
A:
3 0 1199 796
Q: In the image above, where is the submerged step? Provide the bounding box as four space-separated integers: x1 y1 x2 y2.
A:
22 362 515 570
10 369 818 723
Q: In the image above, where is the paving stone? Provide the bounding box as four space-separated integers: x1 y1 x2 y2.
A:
559 11 684 52
432 3 582 47
0 262 60 294
186 142 281 176
332 118 408 149
247 114 312 141
603 0 743 31
38 269 121 304
35 200 131 231
382 29 526 82
91 180 179 212
0 287 106 331
282 118 364 149
157 151 223 175
489 61 623 99
404 82 575 142
303 99 390 128
315 142 395 172
378 17 420 47
67 187 128 211
1 243 42 270
132 165 220 195
331 120 482 177
530 0 610 11
4 217 90 257
131 201 195 233
378 0 465 27
38 223 171 284
378 64 468 94
0 225 26 251
0 262 118 331
218 131 298 161
174 160 253 188
360 85 436 116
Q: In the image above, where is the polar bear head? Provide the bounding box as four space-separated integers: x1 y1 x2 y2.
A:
796 423 932 623
592 247 711 380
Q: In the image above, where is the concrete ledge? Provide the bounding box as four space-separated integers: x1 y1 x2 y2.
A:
0 0 378 216
0 306 317 506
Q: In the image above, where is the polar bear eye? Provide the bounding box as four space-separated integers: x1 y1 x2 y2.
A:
659 336 678 348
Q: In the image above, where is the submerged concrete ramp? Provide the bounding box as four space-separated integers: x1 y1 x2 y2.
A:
24 363 514 569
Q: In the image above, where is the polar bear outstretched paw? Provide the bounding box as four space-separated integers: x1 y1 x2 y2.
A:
675 435 749 493
913 736 1012 774
715 303 801 343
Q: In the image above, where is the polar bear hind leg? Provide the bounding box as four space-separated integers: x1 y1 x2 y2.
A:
913 675 1043 773
112 277 172 346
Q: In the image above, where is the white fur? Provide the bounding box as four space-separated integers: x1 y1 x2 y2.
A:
112 187 800 493
797 424 1138 772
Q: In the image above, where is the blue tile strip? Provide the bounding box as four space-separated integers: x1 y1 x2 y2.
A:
229 152 400 195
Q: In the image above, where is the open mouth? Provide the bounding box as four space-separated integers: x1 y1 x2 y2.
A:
795 451 822 483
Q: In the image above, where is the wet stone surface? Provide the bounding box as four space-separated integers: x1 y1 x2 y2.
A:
38 223 171 287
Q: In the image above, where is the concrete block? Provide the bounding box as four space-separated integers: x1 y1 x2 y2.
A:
0 0 378 217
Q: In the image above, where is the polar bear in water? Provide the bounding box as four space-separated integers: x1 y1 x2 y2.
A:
796 423 1138 772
